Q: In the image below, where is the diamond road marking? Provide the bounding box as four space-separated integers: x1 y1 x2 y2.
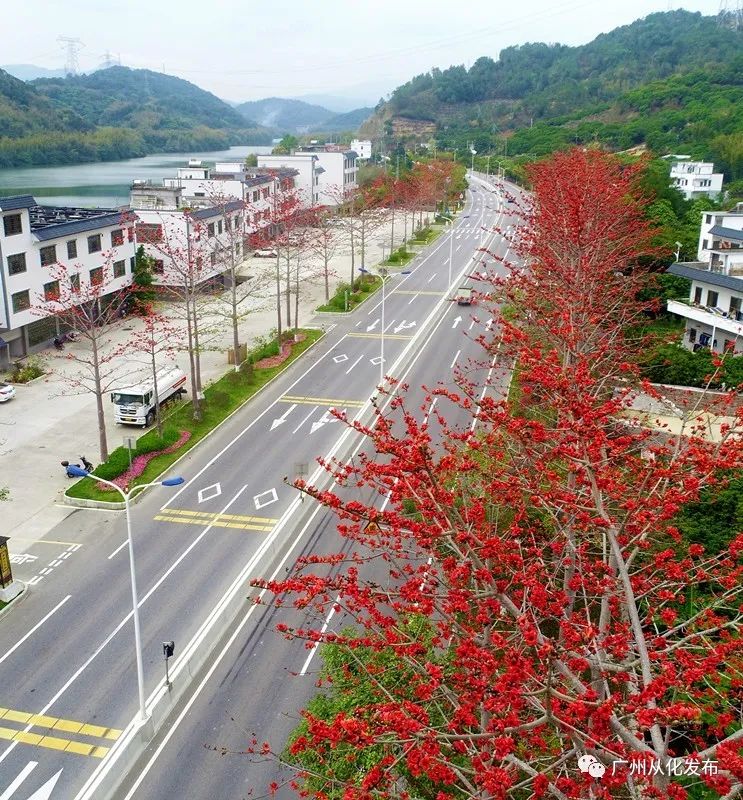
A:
197 483 221 503
332 353 349 363
254 488 278 510
370 356 385 366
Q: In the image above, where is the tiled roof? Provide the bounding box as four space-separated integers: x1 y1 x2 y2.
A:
0 195 36 211
708 224 743 243
32 213 125 241
190 200 244 220
668 263 743 291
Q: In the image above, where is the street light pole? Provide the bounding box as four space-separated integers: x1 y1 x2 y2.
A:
448 220 454 288
66 469 184 724
379 266 388 385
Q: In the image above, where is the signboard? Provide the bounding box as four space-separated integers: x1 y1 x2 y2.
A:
0 537 13 588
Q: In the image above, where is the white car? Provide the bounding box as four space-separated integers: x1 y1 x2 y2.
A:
0 382 16 402
254 248 278 258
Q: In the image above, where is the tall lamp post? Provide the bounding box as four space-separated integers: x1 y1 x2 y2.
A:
448 219 454 288
470 147 477 173
66 467 184 723
360 266 411 385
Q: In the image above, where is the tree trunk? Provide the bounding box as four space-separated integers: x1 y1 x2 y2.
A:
285 252 292 330
294 255 300 334
91 336 108 463
185 299 201 422
230 255 240 372
324 249 330 301
350 229 355 289
275 251 282 340
192 294 202 393
390 206 395 255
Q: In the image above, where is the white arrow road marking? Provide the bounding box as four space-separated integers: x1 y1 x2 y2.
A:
197 483 221 503
254 488 278 510
393 320 417 334
292 405 318 434
486 318 494 330
311 409 339 434
0 762 37 800
24 770 63 800
270 404 297 430
366 318 380 332
452 316 462 329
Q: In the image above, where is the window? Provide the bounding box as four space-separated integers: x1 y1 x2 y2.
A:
153 259 164 274
688 327 696 343
207 223 215 237
130 256 135 271
702 239 708 250
39 245 57 267
194 191 205 198
70 273 80 292
730 296 742 320
693 286 703 304
7 252 26 275
3 214 22 236
210 252 217 266
705 214 712 224
235 242 240 256
11 290 30 313
87 234 102 254
706 290 718 307
225 217 231 231
67 240 77 259
136 223 163 243
113 259 126 278
217 220 223 235
252 191 259 202
89 266 103 286
44 280 60 301
111 229 124 247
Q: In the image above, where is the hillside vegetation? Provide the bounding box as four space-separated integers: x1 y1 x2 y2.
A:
236 95 373 135
364 10 743 179
0 66 272 168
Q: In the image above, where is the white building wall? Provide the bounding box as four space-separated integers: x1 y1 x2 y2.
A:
351 139 372 160
256 154 319 207
0 205 134 358
670 161 724 199
311 151 358 207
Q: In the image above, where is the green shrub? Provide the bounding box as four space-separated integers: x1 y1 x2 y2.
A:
93 428 180 480
640 342 743 389
9 356 46 383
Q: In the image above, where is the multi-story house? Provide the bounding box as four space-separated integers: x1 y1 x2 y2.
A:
296 145 358 207
667 204 743 354
350 139 372 160
668 158 724 200
129 184 248 287
256 153 323 207
0 195 135 365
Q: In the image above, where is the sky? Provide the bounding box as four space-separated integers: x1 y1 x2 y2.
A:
1 0 725 109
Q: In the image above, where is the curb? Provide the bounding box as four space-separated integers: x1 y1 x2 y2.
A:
0 581 29 620
63 330 328 511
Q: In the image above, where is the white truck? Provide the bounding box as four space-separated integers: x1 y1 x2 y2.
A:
111 366 187 427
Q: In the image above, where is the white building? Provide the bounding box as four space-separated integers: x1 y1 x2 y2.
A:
667 204 743 354
0 195 135 365
350 139 372 160
310 148 358 207
668 158 724 200
130 184 250 288
256 153 322 207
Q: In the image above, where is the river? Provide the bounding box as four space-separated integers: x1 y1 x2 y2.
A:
0 145 274 209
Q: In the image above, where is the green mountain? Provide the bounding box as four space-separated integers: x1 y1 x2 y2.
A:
32 66 250 131
364 10 743 177
236 97 334 133
0 66 273 168
318 107 373 133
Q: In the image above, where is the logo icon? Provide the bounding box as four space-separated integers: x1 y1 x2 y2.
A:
578 754 606 779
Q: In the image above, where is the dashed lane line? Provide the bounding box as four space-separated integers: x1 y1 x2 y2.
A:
347 332 413 340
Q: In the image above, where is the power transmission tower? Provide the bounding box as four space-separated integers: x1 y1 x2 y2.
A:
100 50 117 69
57 36 84 75
718 0 743 29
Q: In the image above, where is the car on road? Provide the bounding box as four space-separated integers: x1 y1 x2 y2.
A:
455 286 473 306
254 248 278 258
0 382 16 402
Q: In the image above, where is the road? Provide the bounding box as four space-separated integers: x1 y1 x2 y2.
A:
0 172 523 800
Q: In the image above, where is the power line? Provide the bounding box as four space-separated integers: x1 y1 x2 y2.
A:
57 36 84 76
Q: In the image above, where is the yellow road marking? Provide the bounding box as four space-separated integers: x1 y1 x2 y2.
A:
280 395 366 408
153 508 276 532
0 708 121 741
347 332 413 340
394 290 446 296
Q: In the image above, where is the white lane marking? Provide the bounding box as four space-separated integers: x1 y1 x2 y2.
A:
407 292 419 305
345 355 363 374
60 552 71 559
332 354 348 364
452 316 462 329
366 318 380 332
48 560 62 568
450 349 461 369
393 321 416 334
254 488 278 510
427 273 436 284
469 319 476 330
38 568 52 575
0 488 250 768
197 483 222 504
354 321 361 327
422 397 438 425
292 405 318 434
470 344 502 434
107 540 128 560
0 762 40 800
456 244 462 251
299 597 339 676
0 597 71 667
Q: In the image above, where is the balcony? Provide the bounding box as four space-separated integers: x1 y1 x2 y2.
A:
667 298 743 337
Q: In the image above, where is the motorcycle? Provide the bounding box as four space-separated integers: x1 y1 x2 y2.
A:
52 336 64 350
61 456 94 477
80 455 94 472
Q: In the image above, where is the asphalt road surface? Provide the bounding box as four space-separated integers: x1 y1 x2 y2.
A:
0 173 524 800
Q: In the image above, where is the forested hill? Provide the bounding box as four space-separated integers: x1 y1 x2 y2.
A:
31 66 249 131
0 66 273 168
363 10 743 174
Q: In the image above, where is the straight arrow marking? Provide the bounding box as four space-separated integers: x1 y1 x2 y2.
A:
366 318 380 332
452 316 462 329
270 403 297 430
25 770 63 800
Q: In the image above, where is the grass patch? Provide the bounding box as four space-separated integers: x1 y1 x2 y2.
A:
317 274 381 313
65 329 323 503
410 226 441 245
383 247 414 266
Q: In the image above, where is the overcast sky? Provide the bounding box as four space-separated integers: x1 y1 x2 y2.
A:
2 0 723 107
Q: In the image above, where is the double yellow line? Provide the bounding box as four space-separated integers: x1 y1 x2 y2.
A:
280 395 366 408
154 508 278 532
0 707 121 758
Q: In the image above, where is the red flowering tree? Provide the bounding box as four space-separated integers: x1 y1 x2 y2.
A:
258 149 743 800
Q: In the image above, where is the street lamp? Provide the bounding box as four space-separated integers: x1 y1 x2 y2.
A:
360 266 411 385
674 241 682 262
470 147 477 173
66 467 185 723
448 219 455 288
